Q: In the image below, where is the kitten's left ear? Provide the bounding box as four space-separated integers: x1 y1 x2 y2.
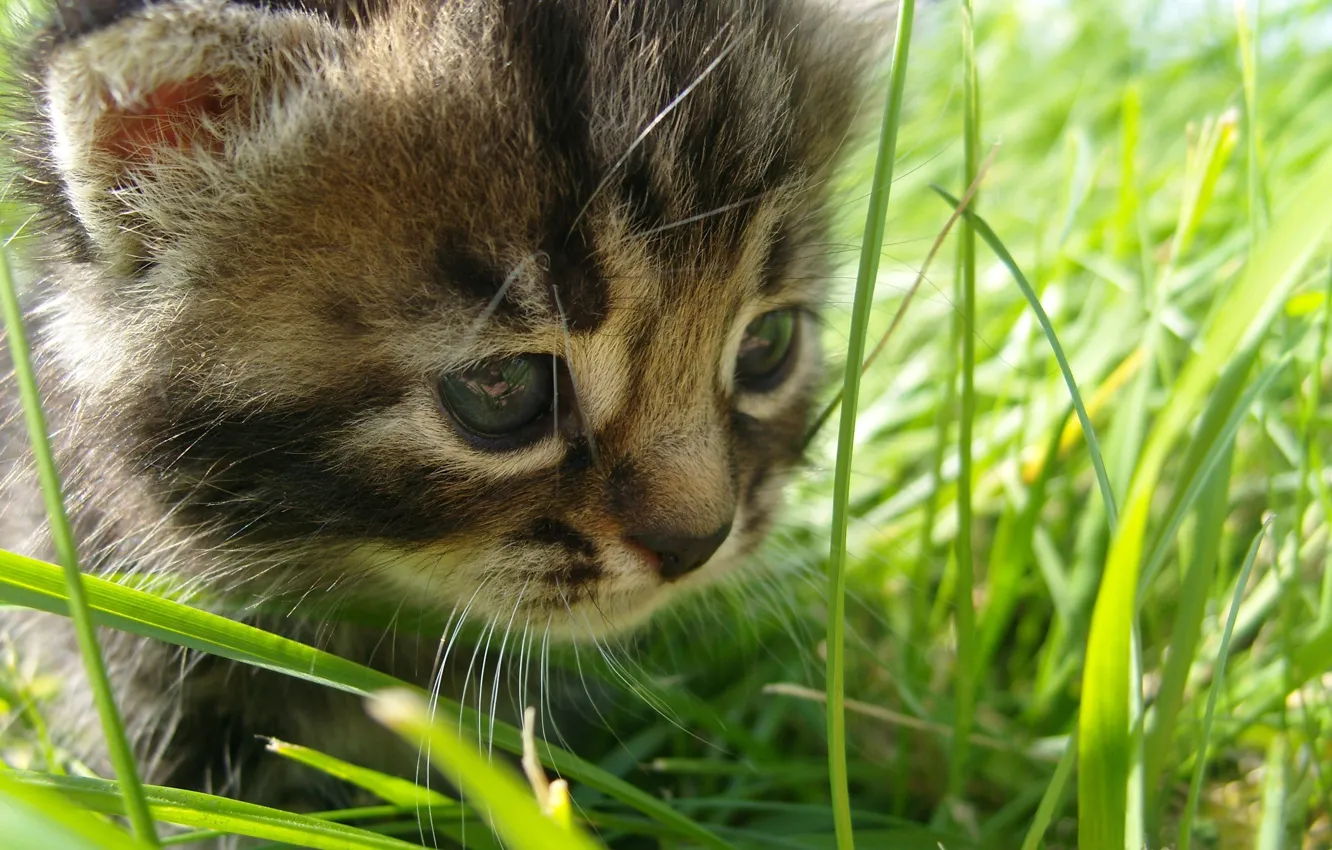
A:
39 0 342 256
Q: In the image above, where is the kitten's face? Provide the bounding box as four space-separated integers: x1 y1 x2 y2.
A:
23 0 869 635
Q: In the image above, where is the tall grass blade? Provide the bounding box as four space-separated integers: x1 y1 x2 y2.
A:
1079 147 1332 850
1139 342 1259 595
1235 0 1267 237
160 806 407 848
930 186 1118 530
1126 625 1145 850
1177 517 1270 850
1113 83 1141 258
1169 111 1239 266
0 250 158 845
0 773 152 850
1315 263 1332 624
7 771 424 850
1135 340 1302 810
1143 442 1233 822
1255 733 1289 850
949 0 981 805
265 738 457 809
825 2 915 847
1019 733 1077 850
805 146 993 445
978 406 1066 673
1135 340 1302 821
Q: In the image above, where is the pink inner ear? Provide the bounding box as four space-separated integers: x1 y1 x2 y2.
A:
95 76 228 161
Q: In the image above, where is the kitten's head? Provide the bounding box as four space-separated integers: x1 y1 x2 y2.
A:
17 0 875 636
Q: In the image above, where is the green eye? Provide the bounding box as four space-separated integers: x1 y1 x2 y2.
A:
437 355 555 445
735 309 798 391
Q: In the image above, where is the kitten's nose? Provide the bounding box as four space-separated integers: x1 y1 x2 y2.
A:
629 522 732 581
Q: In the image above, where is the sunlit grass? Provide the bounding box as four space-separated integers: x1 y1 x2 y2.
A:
823 2 915 847
0 241 157 845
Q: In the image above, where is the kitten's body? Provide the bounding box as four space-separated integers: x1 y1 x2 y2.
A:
1 0 874 816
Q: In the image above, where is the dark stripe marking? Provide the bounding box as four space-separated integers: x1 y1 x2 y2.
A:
524 517 596 558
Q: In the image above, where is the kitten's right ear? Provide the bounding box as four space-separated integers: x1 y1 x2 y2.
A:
38 0 341 256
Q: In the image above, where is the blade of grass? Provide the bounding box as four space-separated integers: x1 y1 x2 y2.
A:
1137 342 1303 826
1177 517 1270 850
930 186 1118 530
948 0 981 807
1143 441 1234 823
160 806 404 847
1169 111 1239 268
369 689 605 850
1112 83 1141 258
825 2 915 847
0 249 158 845
1313 265 1332 625
872 144 1000 819
7 771 424 850
977 412 1066 675
1128 332 1307 813
1079 146 1332 850
0 548 403 694
1255 732 1289 850
810 150 996 822
0 549 730 849
274 818 506 850
763 682 1058 762
928 191 1122 840
805 144 996 445
264 738 457 809
1019 734 1077 850
1235 0 1268 237
1104 129 1243 795
1126 625 1145 850
0 773 152 850
1138 342 1259 595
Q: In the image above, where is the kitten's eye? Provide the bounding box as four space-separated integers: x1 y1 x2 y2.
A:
438 355 555 445
735 309 799 392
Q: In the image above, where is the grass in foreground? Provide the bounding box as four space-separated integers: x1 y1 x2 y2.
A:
3 0 1332 848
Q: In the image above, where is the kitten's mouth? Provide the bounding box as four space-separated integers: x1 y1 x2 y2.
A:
538 523 741 635
350 513 745 640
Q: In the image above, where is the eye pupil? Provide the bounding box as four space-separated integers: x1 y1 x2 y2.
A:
735 309 798 391
438 355 555 443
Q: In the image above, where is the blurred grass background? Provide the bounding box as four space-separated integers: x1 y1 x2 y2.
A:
2 0 1332 847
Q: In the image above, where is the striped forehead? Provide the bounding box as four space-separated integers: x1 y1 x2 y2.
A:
402 0 814 329
442 174 789 327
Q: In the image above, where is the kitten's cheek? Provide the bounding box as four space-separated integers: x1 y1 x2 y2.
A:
339 542 479 608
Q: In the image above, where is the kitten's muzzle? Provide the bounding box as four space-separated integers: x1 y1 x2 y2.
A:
627 522 733 581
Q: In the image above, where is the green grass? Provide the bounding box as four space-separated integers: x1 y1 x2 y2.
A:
5 0 1332 848
0 221 157 845
825 2 916 847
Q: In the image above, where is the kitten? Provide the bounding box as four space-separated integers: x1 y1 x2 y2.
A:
1 0 875 815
